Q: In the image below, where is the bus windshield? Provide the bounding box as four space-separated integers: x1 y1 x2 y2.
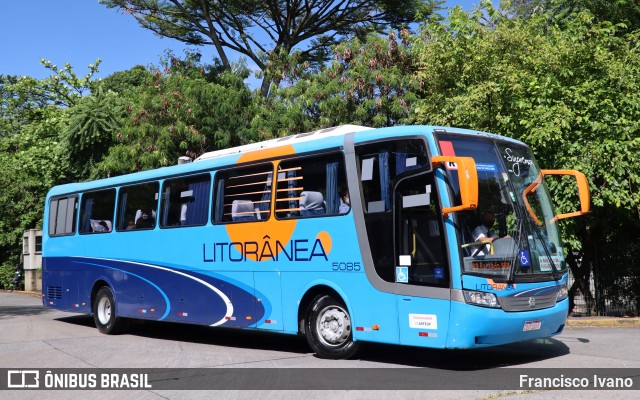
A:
438 133 565 281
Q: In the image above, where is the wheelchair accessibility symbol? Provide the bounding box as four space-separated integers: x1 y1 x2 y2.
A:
396 267 409 283
519 250 531 267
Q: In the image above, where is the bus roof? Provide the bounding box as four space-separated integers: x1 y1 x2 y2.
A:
46 125 525 198
194 124 373 162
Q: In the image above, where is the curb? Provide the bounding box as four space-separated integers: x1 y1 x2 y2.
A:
566 318 640 328
0 290 42 298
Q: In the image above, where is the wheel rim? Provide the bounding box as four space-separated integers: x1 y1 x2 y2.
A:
315 305 351 347
97 296 112 325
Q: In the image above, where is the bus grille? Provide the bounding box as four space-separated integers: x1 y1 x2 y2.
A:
47 286 62 299
499 294 557 312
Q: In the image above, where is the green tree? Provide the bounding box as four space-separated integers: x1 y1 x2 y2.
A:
1 75 60 136
99 65 154 95
63 87 124 180
101 0 441 97
39 59 102 107
508 0 640 30
98 59 255 176
414 3 640 314
0 60 100 285
0 108 67 288
252 30 419 138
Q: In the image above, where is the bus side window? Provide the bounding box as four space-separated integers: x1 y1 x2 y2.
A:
48 196 78 237
160 174 211 228
213 164 272 223
116 182 159 231
275 153 348 219
79 189 116 234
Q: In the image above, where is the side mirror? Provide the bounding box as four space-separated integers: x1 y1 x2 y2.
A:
542 169 590 223
522 169 590 225
432 156 479 217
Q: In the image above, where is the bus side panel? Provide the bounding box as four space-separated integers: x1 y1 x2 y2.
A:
211 271 257 328
164 276 210 324
348 286 400 345
254 271 284 331
280 272 401 344
42 257 62 308
397 296 450 348
42 257 79 312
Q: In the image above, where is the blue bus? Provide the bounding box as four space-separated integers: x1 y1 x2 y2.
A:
42 125 589 359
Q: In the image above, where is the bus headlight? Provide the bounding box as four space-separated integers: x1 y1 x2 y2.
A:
463 290 500 308
557 282 568 302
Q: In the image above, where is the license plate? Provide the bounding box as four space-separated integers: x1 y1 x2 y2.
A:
523 320 542 331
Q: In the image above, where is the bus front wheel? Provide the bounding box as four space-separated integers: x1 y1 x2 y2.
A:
305 294 360 359
93 286 127 334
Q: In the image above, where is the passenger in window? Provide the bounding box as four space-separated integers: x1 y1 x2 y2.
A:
90 219 108 232
98 220 110 231
135 209 155 229
126 220 136 230
472 211 499 255
339 186 350 214
300 191 325 216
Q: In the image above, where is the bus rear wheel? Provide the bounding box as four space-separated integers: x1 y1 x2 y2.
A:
305 294 360 359
93 286 127 334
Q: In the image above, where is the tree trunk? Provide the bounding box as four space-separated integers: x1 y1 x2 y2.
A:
260 77 272 98
566 221 598 316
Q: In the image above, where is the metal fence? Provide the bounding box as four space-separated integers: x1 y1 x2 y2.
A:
568 262 640 317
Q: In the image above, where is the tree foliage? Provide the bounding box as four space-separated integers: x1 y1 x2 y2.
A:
99 65 154 95
0 61 102 287
509 0 640 30
2 1 640 310
97 55 255 176
414 2 640 313
0 106 67 286
252 30 419 137
63 87 124 179
100 0 440 97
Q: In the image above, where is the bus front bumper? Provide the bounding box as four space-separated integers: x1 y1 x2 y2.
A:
445 298 568 349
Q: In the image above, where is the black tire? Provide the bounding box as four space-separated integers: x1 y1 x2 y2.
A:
93 286 128 334
304 294 361 359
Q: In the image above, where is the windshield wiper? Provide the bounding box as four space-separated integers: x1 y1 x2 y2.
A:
507 219 525 283
530 218 560 281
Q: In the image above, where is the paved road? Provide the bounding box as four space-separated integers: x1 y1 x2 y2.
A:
1 291 638 399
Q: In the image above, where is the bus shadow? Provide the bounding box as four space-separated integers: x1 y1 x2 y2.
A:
56 316 311 355
55 314 96 328
55 316 570 369
0 305 54 320
132 320 311 354
359 338 571 370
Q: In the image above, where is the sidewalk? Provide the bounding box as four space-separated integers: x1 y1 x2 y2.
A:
0 289 42 298
566 316 640 328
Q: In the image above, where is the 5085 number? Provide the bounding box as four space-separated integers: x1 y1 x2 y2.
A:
332 262 361 272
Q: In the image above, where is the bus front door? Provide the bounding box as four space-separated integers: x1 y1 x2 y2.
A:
394 171 451 348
